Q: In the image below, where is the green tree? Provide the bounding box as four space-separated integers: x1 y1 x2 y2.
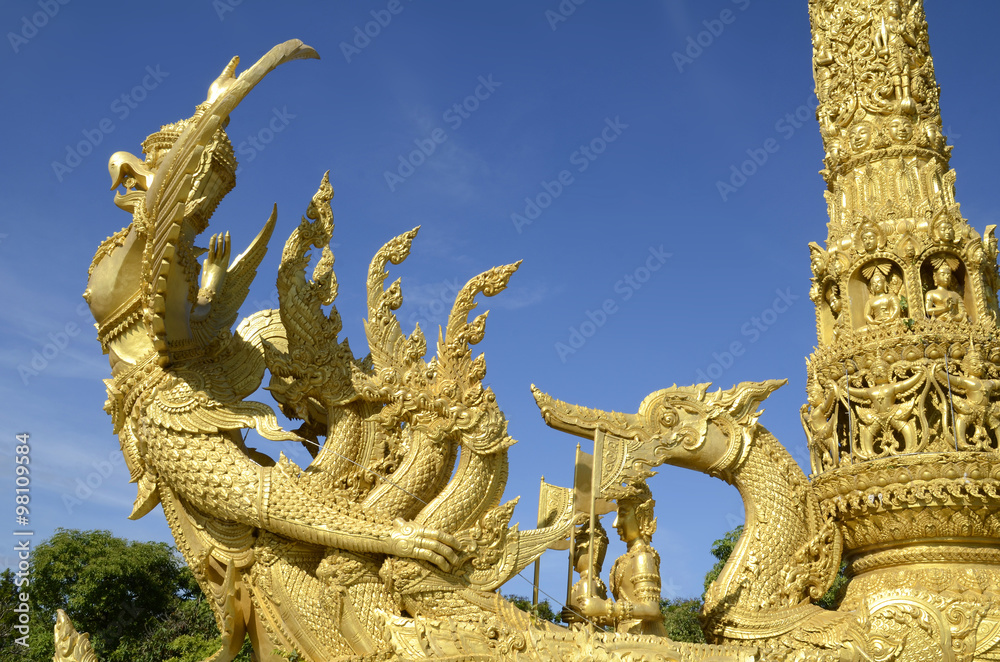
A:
118 576 226 662
504 594 563 623
28 529 186 662
659 597 706 643
25 529 250 662
1 568 28 661
816 562 849 610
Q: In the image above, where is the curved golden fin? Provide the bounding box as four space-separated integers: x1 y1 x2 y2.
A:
142 41 318 367
530 384 638 440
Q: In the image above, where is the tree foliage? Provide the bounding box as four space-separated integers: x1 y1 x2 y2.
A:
27 529 187 661
1 568 27 661
16 529 250 662
504 594 563 623
659 598 706 643
702 524 743 597
816 562 849 610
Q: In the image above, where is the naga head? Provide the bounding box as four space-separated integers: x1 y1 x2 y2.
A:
533 379 786 480
351 226 521 456
86 41 317 372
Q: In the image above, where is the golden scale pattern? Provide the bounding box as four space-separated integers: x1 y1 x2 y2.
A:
57 0 1000 658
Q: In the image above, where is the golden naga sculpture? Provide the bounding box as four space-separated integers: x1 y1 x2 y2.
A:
74 38 744 662
63 0 1000 659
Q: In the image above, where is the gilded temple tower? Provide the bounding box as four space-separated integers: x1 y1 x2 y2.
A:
805 0 1000 626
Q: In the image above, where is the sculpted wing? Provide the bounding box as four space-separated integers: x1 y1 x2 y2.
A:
141 40 318 367
191 207 277 346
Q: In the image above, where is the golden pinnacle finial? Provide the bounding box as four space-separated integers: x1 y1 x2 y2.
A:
806 0 1000 360
809 0 961 253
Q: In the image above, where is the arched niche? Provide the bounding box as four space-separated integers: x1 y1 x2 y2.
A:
848 258 906 331
920 251 973 323
818 277 844 344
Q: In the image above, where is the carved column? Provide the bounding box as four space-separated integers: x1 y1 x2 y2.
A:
803 0 1000 631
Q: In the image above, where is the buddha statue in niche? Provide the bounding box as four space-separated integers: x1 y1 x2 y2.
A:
864 265 901 328
925 258 966 322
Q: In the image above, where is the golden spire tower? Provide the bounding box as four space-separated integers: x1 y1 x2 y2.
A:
807 0 999 350
804 0 1000 637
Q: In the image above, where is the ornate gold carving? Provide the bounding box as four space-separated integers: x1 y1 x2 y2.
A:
574 481 667 637
66 1 1000 657
53 610 98 662
78 40 746 662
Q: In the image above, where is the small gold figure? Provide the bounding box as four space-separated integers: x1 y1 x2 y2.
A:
857 223 880 254
925 260 966 322
838 359 925 456
579 481 666 636
825 283 842 318
937 347 1000 448
825 283 846 342
889 117 914 143
864 266 901 327
876 0 918 115
561 519 609 626
851 123 874 152
924 122 946 151
802 379 839 474
932 216 956 244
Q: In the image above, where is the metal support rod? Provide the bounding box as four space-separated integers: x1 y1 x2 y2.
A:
944 349 959 451
566 443 581 605
587 430 605 602
533 475 543 607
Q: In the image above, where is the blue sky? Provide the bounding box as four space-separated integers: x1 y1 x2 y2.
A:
2 0 999 606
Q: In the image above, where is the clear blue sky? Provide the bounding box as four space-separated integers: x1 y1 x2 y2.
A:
2 1 999 605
